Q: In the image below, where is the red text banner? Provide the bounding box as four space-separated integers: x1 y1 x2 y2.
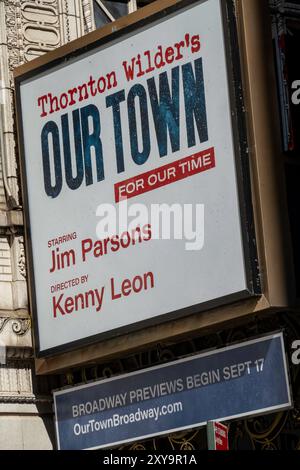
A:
115 147 215 202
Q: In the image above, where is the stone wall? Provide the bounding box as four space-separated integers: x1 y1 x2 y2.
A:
0 0 95 449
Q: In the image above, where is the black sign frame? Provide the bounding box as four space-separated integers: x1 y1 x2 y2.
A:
14 0 260 358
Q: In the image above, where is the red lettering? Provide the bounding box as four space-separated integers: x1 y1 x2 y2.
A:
165 46 175 64
144 50 155 74
49 93 60 114
78 83 88 101
111 277 121 300
106 71 117 89
38 95 48 117
122 58 136 81
174 41 185 60
88 75 97 97
122 279 132 296
97 76 106 94
81 238 92 262
191 34 201 53
154 45 165 69
52 294 64 317
68 87 77 106
64 296 74 314
136 54 145 78
60 92 68 109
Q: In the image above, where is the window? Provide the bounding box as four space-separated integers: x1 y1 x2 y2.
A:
93 0 155 28
270 0 300 298
270 0 300 153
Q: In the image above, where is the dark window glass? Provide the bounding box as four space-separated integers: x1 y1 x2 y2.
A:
93 0 157 29
102 0 128 18
285 162 300 298
93 1 129 29
137 0 155 7
94 2 111 28
284 21 300 155
270 1 300 154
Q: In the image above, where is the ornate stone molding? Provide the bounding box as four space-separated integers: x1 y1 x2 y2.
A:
0 357 33 395
4 0 24 74
0 317 9 333
17 237 26 279
82 0 95 34
6 346 33 360
0 317 30 336
11 318 30 336
4 1 62 68
0 2 19 209
58 0 87 44
0 316 32 348
1 0 93 213
0 0 94 327
0 395 50 404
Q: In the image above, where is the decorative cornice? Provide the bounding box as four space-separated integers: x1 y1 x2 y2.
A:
17 237 26 279
0 317 30 336
0 395 52 405
11 318 30 336
0 317 31 347
0 318 9 333
6 346 33 360
82 0 95 34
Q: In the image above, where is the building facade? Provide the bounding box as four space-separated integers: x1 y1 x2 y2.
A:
0 0 299 450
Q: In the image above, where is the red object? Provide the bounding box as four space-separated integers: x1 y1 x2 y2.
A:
214 422 229 450
207 421 229 451
114 147 215 202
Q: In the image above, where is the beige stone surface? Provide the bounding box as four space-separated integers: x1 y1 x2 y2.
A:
0 413 54 450
0 0 96 450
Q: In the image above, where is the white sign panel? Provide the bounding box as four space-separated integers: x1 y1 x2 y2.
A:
16 0 258 355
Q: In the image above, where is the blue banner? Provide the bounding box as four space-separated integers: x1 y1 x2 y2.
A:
53 333 291 449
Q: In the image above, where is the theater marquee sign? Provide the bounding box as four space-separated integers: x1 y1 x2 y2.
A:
15 0 259 357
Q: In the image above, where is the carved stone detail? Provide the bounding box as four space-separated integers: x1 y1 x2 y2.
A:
58 0 88 44
63 0 70 42
21 1 60 62
6 347 33 360
0 318 9 333
0 317 32 352
6 2 22 70
0 235 12 285
1 0 94 208
0 317 30 337
17 237 26 279
82 0 95 34
0 359 34 397
0 1 95 448
3 1 62 69
11 318 30 336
